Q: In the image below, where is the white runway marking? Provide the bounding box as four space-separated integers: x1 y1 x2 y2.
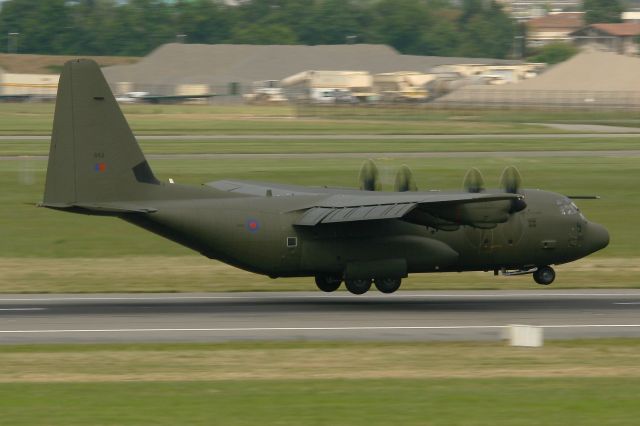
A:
1 292 639 302
2 324 640 334
614 302 640 305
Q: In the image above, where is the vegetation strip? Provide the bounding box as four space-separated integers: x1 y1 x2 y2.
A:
1 340 640 383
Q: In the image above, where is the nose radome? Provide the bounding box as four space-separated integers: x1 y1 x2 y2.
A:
585 222 609 254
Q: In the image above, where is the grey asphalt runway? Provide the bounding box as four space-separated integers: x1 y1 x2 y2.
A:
1 290 639 344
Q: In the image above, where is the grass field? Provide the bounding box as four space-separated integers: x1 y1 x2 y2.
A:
2 103 640 135
1 340 639 425
2 136 640 157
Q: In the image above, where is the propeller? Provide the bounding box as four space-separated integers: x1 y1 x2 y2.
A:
499 166 522 194
463 168 485 193
394 164 417 192
358 159 381 191
499 166 526 213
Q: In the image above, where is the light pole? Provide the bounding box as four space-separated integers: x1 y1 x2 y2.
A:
513 35 525 59
7 32 19 53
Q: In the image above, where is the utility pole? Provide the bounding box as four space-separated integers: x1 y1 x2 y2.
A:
7 32 19 53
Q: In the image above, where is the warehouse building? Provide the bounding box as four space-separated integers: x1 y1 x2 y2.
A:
102 43 519 96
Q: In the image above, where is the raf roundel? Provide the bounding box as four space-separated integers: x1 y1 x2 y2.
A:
246 218 260 233
94 162 107 172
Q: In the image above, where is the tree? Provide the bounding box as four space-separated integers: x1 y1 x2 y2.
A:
230 23 297 44
456 1 515 58
0 0 521 58
174 0 232 45
583 0 624 24
528 42 578 64
371 0 433 54
0 0 76 54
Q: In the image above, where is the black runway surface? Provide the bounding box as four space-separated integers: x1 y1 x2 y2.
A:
1 290 639 344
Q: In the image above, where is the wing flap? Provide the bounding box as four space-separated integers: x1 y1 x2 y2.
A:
296 203 416 226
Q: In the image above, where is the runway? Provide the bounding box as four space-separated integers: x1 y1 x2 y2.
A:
1 290 640 344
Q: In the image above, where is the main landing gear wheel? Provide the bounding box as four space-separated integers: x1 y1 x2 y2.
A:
315 275 342 292
374 277 402 294
345 278 372 295
533 265 555 285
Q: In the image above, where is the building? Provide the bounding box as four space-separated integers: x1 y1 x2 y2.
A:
527 12 585 46
496 1 582 21
103 43 520 96
0 72 58 97
571 23 640 55
622 12 640 23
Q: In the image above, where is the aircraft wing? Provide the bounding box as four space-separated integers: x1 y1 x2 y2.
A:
207 179 524 228
293 192 522 228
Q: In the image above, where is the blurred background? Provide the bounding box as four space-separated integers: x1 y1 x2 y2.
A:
0 0 639 109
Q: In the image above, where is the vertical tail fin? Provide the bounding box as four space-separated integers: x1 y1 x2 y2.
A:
43 59 158 207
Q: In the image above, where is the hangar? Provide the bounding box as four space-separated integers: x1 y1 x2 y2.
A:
102 43 519 96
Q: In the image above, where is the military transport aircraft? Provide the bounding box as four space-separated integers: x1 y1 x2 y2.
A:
40 60 609 295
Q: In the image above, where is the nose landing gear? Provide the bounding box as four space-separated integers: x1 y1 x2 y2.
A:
533 265 555 285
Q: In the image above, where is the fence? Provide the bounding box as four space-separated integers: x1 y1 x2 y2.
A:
431 89 640 111
294 89 640 120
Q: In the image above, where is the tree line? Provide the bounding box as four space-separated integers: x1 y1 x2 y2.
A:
0 0 517 58
0 0 627 59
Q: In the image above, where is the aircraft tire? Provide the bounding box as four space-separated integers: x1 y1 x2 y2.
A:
374 277 402 294
314 275 342 292
533 266 555 285
345 278 372 295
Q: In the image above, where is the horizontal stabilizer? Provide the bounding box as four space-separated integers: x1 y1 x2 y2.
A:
39 202 157 214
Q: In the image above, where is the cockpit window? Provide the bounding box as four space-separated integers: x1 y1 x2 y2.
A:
556 198 580 215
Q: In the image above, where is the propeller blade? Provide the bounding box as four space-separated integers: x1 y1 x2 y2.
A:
394 164 417 192
463 168 485 193
567 195 600 200
499 166 522 194
358 159 381 191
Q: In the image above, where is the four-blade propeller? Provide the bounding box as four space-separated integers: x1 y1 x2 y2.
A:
359 162 527 214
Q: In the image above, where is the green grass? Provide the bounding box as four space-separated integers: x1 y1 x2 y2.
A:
1 378 640 425
298 104 640 126
1 340 640 425
2 103 640 135
2 340 640 381
2 136 640 156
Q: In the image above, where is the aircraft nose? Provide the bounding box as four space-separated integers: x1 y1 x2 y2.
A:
585 222 609 254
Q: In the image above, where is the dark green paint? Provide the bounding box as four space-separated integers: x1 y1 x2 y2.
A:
41 60 609 293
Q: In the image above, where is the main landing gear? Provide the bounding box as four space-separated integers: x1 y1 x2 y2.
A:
314 275 403 295
314 275 342 292
345 278 372 295
533 265 555 285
